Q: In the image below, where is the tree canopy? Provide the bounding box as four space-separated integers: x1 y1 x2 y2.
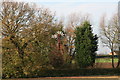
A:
75 21 98 68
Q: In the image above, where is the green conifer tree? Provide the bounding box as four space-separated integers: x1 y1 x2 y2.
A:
75 21 98 68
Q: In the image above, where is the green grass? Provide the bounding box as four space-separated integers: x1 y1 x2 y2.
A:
2 78 119 80
25 78 118 80
95 58 118 63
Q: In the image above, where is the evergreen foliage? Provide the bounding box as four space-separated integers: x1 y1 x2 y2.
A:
75 21 98 68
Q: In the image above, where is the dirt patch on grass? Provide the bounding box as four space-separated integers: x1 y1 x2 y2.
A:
94 63 118 68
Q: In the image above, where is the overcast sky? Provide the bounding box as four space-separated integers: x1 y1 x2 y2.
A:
11 0 119 54
12 0 120 2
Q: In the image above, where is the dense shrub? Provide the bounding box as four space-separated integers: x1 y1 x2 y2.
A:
3 68 120 79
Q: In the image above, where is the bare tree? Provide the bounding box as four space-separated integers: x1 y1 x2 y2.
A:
64 12 90 63
100 14 119 68
67 12 90 29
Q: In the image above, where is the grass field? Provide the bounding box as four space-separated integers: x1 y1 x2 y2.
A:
2 78 118 80
30 78 118 80
2 77 119 80
28 79 118 80
13 78 118 80
95 58 118 63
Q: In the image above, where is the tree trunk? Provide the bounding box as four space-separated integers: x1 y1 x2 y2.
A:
116 47 120 68
10 36 26 77
116 59 120 68
111 51 115 68
18 48 25 77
